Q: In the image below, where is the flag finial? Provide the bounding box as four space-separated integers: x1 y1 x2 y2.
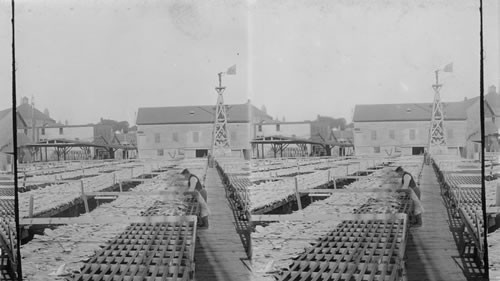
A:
443 63 453 73
226 64 236 75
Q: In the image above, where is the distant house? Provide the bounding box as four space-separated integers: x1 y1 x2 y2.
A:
0 108 27 171
254 121 312 140
136 102 271 159
352 98 478 157
253 121 313 157
481 85 500 155
115 132 138 159
330 129 354 156
17 96 56 141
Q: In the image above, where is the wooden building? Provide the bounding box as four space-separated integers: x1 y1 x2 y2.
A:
353 99 478 157
0 108 27 172
482 85 500 154
331 129 354 156
136 102 272 159
17 96 56 142
252 118 354 158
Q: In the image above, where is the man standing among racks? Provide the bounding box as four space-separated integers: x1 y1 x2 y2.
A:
395 166 423 226
181 169 210 228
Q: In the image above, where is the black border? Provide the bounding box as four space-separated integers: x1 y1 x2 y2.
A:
11 0 22 279
479 0 489 279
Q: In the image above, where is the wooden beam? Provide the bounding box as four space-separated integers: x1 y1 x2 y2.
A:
87 191 197 197
486 206 500 214
300 188 398 194
251 213 407 222
456 184 481 188
20 215 197 226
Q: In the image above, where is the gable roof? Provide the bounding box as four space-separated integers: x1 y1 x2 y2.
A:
0 108 11 120
17 103 56 124
136 103 271 125
0 108 27 128
484 91 500 117
353 99 478 122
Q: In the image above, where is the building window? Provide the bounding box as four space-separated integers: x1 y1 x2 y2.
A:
155 133 161 143
389 130 395 140
276 124 280 132
258 125 262 132
409 129 416 140
59 128 63 135
371 130 377 140
172 132 178 142
157 149 164 156
374 146 380 153
41 128 45 135
447 128 454 139
193 132 199 143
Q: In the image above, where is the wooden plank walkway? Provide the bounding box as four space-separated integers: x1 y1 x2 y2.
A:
194 167 250 281
406 165 477 281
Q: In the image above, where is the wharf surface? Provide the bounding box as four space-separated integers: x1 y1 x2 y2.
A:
406 165 485 281
194 167 250 281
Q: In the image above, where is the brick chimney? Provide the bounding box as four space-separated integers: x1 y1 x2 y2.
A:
489 85 497 94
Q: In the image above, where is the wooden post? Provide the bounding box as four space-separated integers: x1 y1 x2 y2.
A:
119 181 123 192
81 180 89 213
496 183 500 206
475 213 483 251
457 187 461 210
28 195 34 217
333 176 337 189
295 177 302 210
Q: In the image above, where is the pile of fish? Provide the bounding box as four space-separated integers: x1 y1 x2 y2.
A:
249 157 425 280
486 179 500 207
252 219 344 277
489 230 500 279
20 159 207 281
249 160 379 212
17 161 177 218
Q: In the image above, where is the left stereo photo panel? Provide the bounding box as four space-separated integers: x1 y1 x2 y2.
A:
0 1 20 280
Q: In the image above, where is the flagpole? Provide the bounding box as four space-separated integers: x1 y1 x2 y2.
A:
218 72 223 89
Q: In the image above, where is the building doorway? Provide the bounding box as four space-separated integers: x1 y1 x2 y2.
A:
412 147 425 155
195 149 208 158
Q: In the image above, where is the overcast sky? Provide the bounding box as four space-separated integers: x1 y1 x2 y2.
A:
0 0 498 124
0 1 12 112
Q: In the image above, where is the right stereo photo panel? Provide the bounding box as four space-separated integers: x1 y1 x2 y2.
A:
484 0 500 280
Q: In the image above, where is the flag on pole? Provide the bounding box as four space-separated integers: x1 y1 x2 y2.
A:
443 63 453 72
226 64 236 75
